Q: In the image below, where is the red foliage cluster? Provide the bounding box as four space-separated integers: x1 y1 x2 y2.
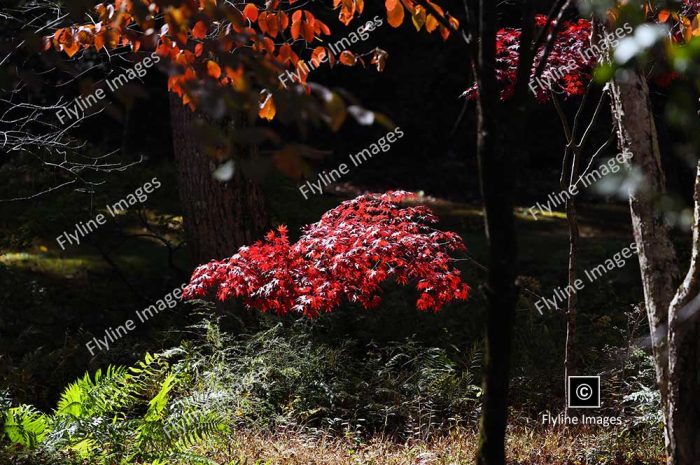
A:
464 15 595 102
682 0 700 16
183 191 470 317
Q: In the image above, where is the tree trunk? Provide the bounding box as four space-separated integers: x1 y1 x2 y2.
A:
609 70 679 448
169 94 267 264
474 0 521 463
564 163 580 412
667 161 700 465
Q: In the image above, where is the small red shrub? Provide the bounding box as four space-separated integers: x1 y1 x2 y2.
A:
183 191 470 317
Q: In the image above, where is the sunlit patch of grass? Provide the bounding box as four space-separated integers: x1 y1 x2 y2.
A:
0 252 108 277
515 207 568 222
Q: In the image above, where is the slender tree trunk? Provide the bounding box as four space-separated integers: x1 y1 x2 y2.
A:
667 162 700 465
169 95 267 264
609 70 679 448
563 160 580 412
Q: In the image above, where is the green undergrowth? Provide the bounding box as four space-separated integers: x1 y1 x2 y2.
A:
1 317 664 465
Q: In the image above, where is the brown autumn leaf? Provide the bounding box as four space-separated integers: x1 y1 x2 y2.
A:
412 5 426 31
371 48 388 72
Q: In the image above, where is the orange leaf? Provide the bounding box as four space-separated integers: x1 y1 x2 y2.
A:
658 9 670 23
316 19 331 35
259 92 276 120
426 0 443 17
291 20 301 39
279 11 289 30
262 36 275 53
225 65 247 91
448 15 459 30
386 1 404 28
302 21 315 42
311 46 327 66
243 3 259 22
304 10 316 25
266 12 279 38
278 43 299 65
94 32 105 51
440 25 449 40
192 20 207 39
339 50 356 66
63 40 80 58
258 11 269 34
207 60 221 78
425 14 438 33
411 5 426 30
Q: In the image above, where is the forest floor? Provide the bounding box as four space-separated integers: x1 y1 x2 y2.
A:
199 426 664 465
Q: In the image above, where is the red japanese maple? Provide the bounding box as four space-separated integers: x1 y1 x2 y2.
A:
183 191 470 317
465 4 700 103
463 14 595 102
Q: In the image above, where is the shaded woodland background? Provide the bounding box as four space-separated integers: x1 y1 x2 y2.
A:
1 0 698 463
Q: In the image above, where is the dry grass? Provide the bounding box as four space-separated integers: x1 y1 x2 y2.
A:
204 426 664 465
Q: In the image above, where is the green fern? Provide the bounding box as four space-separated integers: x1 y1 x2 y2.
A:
3 405 48 448
1 324 280 463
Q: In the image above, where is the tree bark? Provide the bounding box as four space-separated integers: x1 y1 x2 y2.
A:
609 70 679 446
169 94 267 264
667 161 700 465
474 1 522 463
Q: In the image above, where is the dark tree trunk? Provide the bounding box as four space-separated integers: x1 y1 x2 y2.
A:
474 0 528 463
169 95 267 264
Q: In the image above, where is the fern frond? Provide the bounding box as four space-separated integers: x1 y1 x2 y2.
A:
3 404 47 448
